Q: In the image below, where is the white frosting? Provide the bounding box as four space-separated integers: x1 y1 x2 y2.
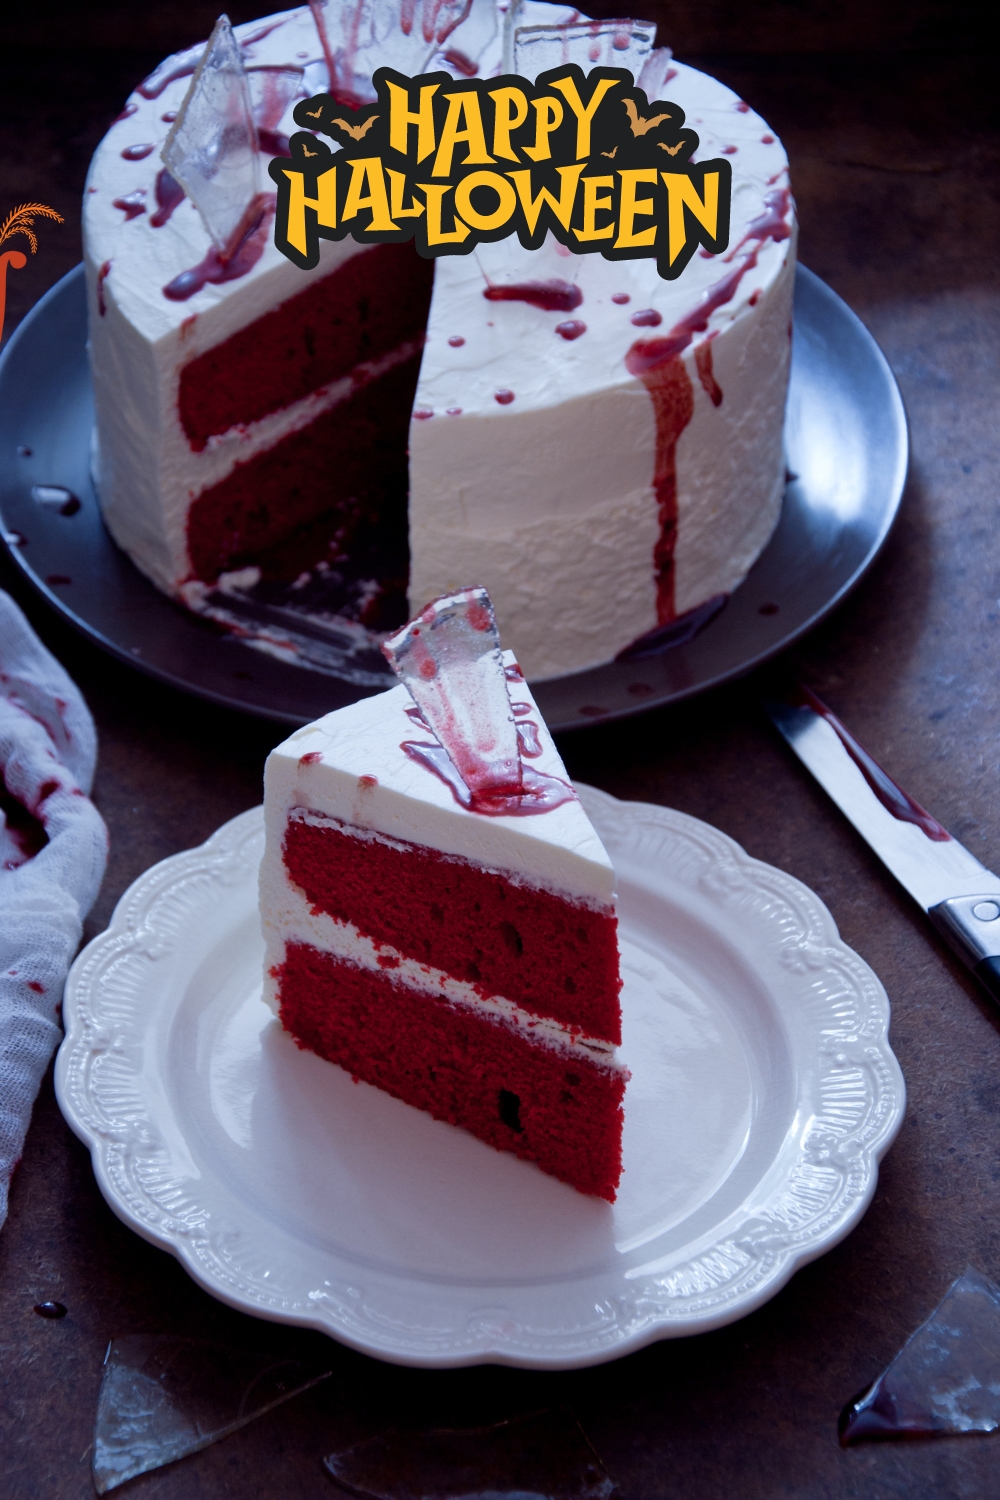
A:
259 852 622 1068
84 3 795 673
261 654 616 905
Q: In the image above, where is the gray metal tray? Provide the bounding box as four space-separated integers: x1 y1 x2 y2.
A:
0 264 907 731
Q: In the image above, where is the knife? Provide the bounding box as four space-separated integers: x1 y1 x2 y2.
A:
764 683 1000 1006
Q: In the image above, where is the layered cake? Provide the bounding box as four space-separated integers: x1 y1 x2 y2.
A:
83 1 796 679
259 587 627 1199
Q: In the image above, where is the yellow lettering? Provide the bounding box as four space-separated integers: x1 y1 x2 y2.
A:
387 167 425 218
489 86 529 162
432 92 494 177
663 171 720 265
523 96 563 162
341 157 396 232
281 165 337 256
549 75 620 160
387 80 438 163
615 169 657 249
419 183 472 245
576 175 614 241
454 170 517 232
507 164 584 235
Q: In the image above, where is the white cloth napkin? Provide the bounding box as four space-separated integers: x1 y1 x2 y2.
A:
0 591 107 1229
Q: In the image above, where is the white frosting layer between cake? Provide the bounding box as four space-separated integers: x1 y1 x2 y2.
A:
261 655 616 904
84 2 795 677
259 847 621 1066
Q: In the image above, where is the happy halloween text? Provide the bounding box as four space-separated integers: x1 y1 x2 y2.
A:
269 65 732 281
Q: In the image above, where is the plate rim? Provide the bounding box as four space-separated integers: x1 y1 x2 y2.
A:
0 263 908 733
55 788 906 1369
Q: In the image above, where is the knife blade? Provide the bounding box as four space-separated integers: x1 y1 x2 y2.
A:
764 683 1000 1006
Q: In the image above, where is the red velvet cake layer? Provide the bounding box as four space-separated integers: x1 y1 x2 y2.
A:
185 354 419 584
283 818 623 1044
178 243 434 451
278 941 625 1201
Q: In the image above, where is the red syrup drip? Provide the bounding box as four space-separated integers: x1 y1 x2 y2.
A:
162 194 275 300
446 406 462 415
401 742 576 816
735 100 750 113
443 48 478 76
298 751 322 765
483 280 582 313
112 190 146 221
695 334 722 405
120 143 154 161
611 292 630 304
504 662 524 681
727 186 793 260
722 145 738 155
150 169 184 227
494 388 515 405
113 101 138 123
624 344 694 624
447 334 465 347
795 685 952 842
556 319 586 340
617 591 727 660
258 129 291 157
631 308 662 327
761 134 775 144
97 260 111 316
33 1301 67 1319
413 407 433 419
161 110 178 123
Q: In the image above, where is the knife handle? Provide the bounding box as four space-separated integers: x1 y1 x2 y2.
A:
929 896 1000 1005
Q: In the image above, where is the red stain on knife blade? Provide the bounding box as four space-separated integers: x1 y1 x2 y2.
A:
794 685 952 843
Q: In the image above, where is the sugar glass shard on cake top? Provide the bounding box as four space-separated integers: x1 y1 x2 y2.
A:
162 15 260 253
513 15 656 83
260 593 628 1199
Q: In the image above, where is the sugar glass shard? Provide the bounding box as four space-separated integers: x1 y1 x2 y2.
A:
307 0 447 108
382 587 521 798
92 1335 331 1492
513 17 656 83
840 1267 1000 1444
323 1407 617 1499
162 15 260 252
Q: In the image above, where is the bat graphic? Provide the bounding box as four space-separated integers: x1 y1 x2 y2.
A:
658 140 686 156
601 146 618 159
301 143 320 157
303 104 324 119
330 113 379 141
624 98 673 136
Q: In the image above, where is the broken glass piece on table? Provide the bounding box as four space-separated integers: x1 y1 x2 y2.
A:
324 1407 617 1499
840 1267 1000 1444
512 17 656 83
92 1335 331 1492
162 15 261 251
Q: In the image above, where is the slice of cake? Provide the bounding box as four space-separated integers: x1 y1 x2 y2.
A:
259 587 627 1199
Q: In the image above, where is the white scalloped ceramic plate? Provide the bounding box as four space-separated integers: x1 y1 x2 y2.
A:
56 788 904 1369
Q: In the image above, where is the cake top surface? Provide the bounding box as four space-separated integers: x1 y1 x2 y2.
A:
264 651 615 903
83 0 793 402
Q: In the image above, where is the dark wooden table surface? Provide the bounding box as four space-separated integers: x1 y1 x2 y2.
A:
1 4 997 1496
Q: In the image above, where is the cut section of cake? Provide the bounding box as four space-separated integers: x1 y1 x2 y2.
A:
259 587 628 1199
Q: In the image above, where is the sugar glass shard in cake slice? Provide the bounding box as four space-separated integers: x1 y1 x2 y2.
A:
513 16 656 83
260 595 627 1200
